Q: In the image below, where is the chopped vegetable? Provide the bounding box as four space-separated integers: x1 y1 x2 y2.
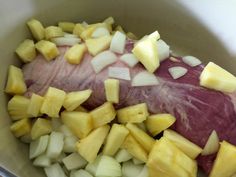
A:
62 152 87 170
120 53 139 67
58 22 75 33
63 135 78 153
20 133 32 144
126 32 138 40
5 65 27 95
51 37 81 46
131 71 159 87
168 66 188 79
65 44 87 64
115 25 125 34
27 93 44 117
31 118 52 140
85 155 102 176
103 16 115 25
15 39 36 63
10 118 31 138
33 154 51 167
122 161 143 177
157 39 170 62
110 31 126 54
45 26 64 39
30 135 49 159
64 33 78 38
182 56 202 67
27 19 45 41
202 130 219 156
108 67 131 80
137 166 149 177
115 149 133 163
54 152 66 164
133 158 144 165
104 79 120 103
71 169 93 177
44 163 66 177
46 132 64 159
74 106 88 112
92 27 110 38
80 26 97 40
51 118 62 132
73 23 86 37
35 40 59 61
59 125 74 137
149 31 160 40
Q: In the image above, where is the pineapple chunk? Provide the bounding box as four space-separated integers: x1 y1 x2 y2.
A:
147 137 197 177
90 102 116 128
104 79 120 104
15 39 36 63
126 32 138 40
31 118 52 140
7 95 30 120
65 44 87 65
103 16 115 25
73 23 86 37
148 167 171 177
27 19 45 41
58 22 75 33
40 87 66 117
76 125 110 163
122 134 148 163
210 141 236 177
74 106 88 112
45 26 64 39
35 40 59 61
115 25 125 34
163 129 202 159
87 23 112 33
126 123 155 152
5 65 27 95
200 62 236 93
27 93 44 117
103 124 129 156
85 35 112 56
132 33 159 73
117 103 149 124
80 25 97 40
10 118 31 137
61 111 93 139
146 114 176 136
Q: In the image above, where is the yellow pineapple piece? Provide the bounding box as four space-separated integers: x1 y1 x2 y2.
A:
27 19 45 41
61 111 93 139
163 129 202 159
35 40 59 61
146 114 176 136
45 26 64 39
31 118 52 140
149 167 171 177
103 16 115 25
104 79 120 104
80 25 97 40
200 62 236 93
90 102 116 128
63 89 92 111
73 23 86 37
87 23 112 33
122 134 148 163
76 125 110 162
58 22 75 33
27 93 44 117
40 87 66 117
126 123 155 152
10 118 31 138
74 106 88 112
103 124 129 156
117 103 149 124
8 95 30 120
65 44 87 64
209 141 236 177
5 65 27 95
15 39 36 63
85 35 112 56
115 25 125 34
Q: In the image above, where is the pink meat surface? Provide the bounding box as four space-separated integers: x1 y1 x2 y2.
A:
23 44 236 174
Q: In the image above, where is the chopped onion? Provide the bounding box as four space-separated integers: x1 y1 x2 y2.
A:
122 161 143 177
54 152 66 163
133 158 144 165
115 149 133 163
182 56 202 67
137 166 149 177
30 135 49 159
108 67 131 80
64 33 78 38
202 130 219 156
120 53 139 67
91 50 117 73
169 56 181 63
71 169 93 177
59 125 74 137
132 71 159 87
110 31 126 54
168 66 188 79
63 135 78 153
51 37 81 46
62 152 87 170
51 118 62 131
33 154 51 167
96 155 122 177
46 132 64 159
85 155 102 176
157 39 170 62
92 27 110 38
44 163 67 177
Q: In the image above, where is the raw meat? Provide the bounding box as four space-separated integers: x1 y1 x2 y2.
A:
23 44 236 174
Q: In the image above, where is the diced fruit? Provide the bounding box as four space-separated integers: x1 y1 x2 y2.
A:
126 123 155 152
103 16 115 25
7 95 29 120
15 39 36 63
73 23 86 37
122 135 148 163
148 167 170 177
209 141 236 177
122 160 143 177
30 135 49 159
20 133 32 143
87 22 112 33
63 135 78 153
126 32 138 40
65 44 87 64
27 93 44 117
61 111 93 139
115 25 125 34
115 149 133 163
76 125 110 163
44 163 66 177
110 31 126 54
103 124 129 156
5 65 27 95
45 26 64 39
146 114 176 136
80 26 97 40
132 71 159 87
10 118 31 137
202 130 219 156
35 40 59 61
59 125 74 137
136 122 147 132
117 103 149 124
27 19 45 41
96 155 122 177
40 87 66 117
163 129 202 159
33 154 51 167
147 137 197 177
62 152 87 170
31 118 52 140
85 155 102 176
74 106 88 112
71 169 93 177
133 158 145 165
51 118 62 131
104 79 120 104
63 89 92 111
200 62 236 93
91 27 110 38
46 132 64 159
58 22 75 33
85 35 112 56
90 102 116 128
